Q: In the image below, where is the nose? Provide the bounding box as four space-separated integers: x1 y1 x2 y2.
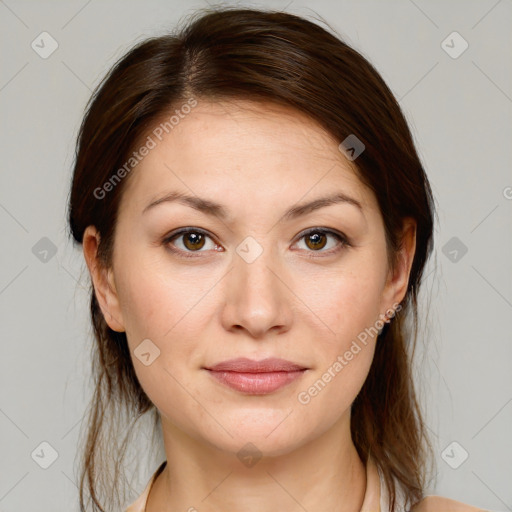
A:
220 245 293 339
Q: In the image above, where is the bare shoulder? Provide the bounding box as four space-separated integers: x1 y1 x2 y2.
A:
411 495 487 512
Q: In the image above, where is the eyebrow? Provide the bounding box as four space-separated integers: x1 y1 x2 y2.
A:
142 190 363 222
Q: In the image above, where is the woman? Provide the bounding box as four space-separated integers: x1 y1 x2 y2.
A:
67 6 484 512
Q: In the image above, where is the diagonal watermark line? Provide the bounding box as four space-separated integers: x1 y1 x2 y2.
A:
398 62 439 103
164 163 235 236
425 423 439 440
408 0 439 28
61 60 92 91
61 265 79 283
0 408 29 438
0 0 29 28
265 408 294 438
472 60 512 103
431 358 453 402
0 265 29 296
471 471 511 511
59 263 82 286
471 0 503 29
421 266 436 283
471 266 512 308
61 0 92 29
0 472 29 502
0 62 29 92
162 267 234 338
162 366 234 438
265 265 336 335
424 468 439 490
201 471 232 502
0 202 29 233
470 204 499 233
61 414 84 440
55 256 89 291
279 0 295 13
61 470 79 490
472 397 512 439
266 471 310 511
265 164 337 236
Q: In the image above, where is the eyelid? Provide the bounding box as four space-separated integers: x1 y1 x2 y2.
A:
294 227 349 245
292 227 350 256
163 227 220 258
163 226 350 258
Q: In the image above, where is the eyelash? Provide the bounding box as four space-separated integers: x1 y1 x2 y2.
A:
162 227 350 259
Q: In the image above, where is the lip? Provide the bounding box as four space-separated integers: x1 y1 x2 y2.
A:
204 357 308 395
206 357 306 373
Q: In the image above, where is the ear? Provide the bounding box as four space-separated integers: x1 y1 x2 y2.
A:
382 217 417 311
82 225 125 332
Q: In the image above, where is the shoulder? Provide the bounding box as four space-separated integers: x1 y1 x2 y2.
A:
411 495 486 512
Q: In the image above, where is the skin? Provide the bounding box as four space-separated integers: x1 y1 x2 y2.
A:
83 99 417 512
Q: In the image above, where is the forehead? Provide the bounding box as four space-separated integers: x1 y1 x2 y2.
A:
118 99 376 218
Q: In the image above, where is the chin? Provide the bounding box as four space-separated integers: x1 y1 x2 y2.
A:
198 410 311 459
209 431 306 461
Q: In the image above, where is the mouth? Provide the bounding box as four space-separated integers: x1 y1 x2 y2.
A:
205 369 307 394
203 357 308 395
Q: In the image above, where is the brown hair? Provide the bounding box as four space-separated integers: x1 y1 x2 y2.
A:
67 6 435 511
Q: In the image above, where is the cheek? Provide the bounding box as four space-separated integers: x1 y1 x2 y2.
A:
114 250 213 341
294 261 385 349
294 286 378 433
291 263 383 412
292 342 375 450
112 255 217 396
115 266 208 425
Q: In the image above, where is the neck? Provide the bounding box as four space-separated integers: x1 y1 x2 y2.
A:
147 413 367 512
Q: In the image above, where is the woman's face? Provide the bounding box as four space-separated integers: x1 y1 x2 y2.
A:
84 99 414 457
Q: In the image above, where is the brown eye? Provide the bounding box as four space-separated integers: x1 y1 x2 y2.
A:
304 232 327 250
295 228 348 256
182 232 206 251
164 228 219 257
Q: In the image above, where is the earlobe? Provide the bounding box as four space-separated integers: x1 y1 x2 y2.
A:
82 226 126 332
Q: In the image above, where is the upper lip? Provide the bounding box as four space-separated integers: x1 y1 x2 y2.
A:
205 357 307 373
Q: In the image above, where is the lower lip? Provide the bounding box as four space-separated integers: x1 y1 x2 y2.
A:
206 370 306 394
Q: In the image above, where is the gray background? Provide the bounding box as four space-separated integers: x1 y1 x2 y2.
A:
1 0 511 510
